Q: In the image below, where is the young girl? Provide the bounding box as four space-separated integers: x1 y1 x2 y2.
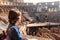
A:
6 8 23 40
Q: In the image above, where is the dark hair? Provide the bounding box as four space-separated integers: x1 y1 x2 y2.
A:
8 9 20 23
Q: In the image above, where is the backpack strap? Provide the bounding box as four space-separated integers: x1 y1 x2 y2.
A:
6 26 14 40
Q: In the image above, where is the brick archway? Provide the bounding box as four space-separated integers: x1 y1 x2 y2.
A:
0 8 4 14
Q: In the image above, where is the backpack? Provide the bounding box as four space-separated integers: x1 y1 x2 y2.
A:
3 26 13 40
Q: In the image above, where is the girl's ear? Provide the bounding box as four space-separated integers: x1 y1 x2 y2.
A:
11 19 17 23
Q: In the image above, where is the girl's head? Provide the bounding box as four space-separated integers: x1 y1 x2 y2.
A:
8 8 22 24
